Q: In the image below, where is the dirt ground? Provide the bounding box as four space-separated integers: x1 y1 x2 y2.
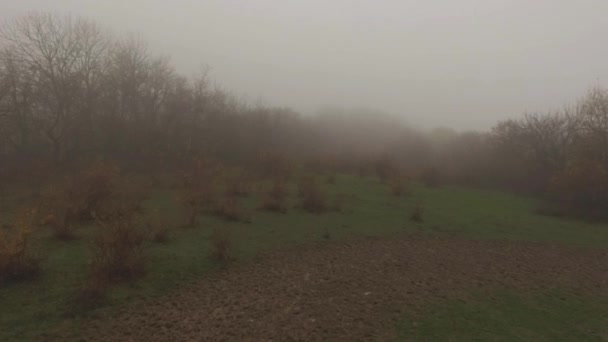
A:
65 235 608 341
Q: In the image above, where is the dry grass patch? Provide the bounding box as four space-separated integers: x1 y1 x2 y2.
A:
0 208 40 284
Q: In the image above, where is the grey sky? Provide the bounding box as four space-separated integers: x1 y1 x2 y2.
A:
2 0 607 130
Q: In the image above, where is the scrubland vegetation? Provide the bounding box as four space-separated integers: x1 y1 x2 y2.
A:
0 13 607 341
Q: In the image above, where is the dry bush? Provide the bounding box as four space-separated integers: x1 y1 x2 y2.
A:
49 217 76 240
144 210 170 244
389 177 409 196
178 158 221 227
256 151 293 181
213 196 251 222
39 160 132 239
208 228 232 264
91 215 146 283
63 160 120 220
0 208 40 283
98 176 148 217
548 160 608 220
39 190 77 240
298 177 328 213
39 186 78 240
223 169 253 197
410 203 424 222
420 166 441 187
374 157 398 183
258 179 289 213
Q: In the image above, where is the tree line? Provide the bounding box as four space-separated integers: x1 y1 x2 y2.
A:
1 13 607 219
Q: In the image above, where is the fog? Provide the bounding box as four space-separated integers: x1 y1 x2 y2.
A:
2 0 607 129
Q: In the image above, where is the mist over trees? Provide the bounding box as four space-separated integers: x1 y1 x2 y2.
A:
1 13 607 219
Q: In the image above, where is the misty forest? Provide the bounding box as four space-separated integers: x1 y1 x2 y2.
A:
1 11 607 341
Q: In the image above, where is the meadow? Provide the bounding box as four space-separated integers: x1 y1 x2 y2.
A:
1 173 607 340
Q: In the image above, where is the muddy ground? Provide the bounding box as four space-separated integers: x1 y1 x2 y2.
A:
63 235 608 341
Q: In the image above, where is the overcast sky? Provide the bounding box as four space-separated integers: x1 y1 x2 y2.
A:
2 0 607 130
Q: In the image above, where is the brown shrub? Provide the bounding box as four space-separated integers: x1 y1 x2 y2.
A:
39 160 143 239
178 158 221 227
420 166 440 187
0 208 40 283
64 160 120 220
100 176 148 216
548 160 608 219
213 196 251 222
389 177 409 196
39 185 78 240
39 192 78 240
374 157 398 183
50 218 76 240
256 151 293 181
224 169 253 197
209 228 232 265
91 215 145 283
258 179 289 213
144 210 170 244
298 177 328 213
410 203 424 222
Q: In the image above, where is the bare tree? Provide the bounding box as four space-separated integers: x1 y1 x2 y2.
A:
577 86 608 165
0 12 110 161
0 47 35 154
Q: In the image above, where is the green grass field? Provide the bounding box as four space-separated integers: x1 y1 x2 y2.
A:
1 175 607 340
400 290 608 341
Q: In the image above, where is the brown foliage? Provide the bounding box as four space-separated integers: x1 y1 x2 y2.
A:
256 151 293 181
40 160 135 239
213 196 251 222
145 210 170 244
91 215 146 283
64 160 120 220
98 176 148 218
298 177 328 213
548 160 608 219
258 179 289 213
178 158 221 227
0 208 40 283
410 203 424 222
374 157 398 183
420 167 440 187
224 169 253 197
40 196 77 240
389 177 409 196
208 228 232 265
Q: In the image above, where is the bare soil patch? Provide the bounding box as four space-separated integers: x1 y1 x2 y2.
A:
67 236 608 341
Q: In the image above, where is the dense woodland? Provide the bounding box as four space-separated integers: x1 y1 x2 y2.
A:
1 13 607 219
